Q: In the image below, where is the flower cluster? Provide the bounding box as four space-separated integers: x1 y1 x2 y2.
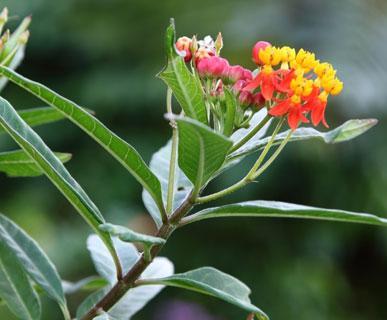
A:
175 34 343 131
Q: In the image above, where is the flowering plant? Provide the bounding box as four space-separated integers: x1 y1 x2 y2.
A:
0 12 384 320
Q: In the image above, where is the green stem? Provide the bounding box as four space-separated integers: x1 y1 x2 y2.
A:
166 88 177 216
230 114 271 153
246 117 284 179
60 304 71 320
252 129 292 179
196 118 284 204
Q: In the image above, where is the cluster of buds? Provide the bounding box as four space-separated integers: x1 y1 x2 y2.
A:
0 7 31 67
175 32 343 131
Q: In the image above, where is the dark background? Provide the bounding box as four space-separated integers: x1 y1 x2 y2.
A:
1 0 387 319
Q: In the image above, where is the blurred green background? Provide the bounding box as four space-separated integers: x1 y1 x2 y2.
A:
1 0 387 319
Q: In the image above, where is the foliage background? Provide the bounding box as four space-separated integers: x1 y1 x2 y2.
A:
0 0 387 319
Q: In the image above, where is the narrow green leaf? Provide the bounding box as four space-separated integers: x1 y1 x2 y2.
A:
0 66 165 217
0 150 71 177
0 97 118 276
18 107 66 128
142 140 192 227
76 288 108 320
223 88 237 137
0 214 66 311
182 200 387 227
229 119 378 160
0 107 67 135
141 267 268 320
173 116 233 189
0 240 41 320
62 277 108 295
100 223 166 246
158 20 208 124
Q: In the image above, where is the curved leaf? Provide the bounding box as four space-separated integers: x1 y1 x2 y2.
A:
0 214 66 311
0 150 71 177
158 20 208 124
182 200 387 227
100 223 166 246
142 140 192 227
140 267 268 320
173 116 232 190
0 66 165 217
0 240 41 320
229 119 378 160
62 277 108 295
0 97 118 274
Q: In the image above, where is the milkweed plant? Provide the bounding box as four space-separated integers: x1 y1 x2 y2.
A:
0 9 384 320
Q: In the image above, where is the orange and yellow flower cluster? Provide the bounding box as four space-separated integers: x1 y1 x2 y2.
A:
246 42 343 129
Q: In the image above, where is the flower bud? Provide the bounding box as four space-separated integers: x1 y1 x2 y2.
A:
197 56 229 79
215 32 223 55
238 90 253 107
252 92 265 109
0 7 8 34
232 80 247 93
176 36 192 62
252 41 271 65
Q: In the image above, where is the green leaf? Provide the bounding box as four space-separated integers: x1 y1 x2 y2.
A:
0 240 41 320
182 200 387 227
76 288 108 320
85 235 174 320
158 20 208 124
0 66 165 218
18 107 66 129
142 140 192 227
223 88 237 137
0 150 71 177
62 277 108 295
0 214 66 312
140 267 268 320
0 97 118 276
229 119 378 160
0 107 67 135
87 235 140 285
100 223 166 246
93 312 111 320
173 116 232 189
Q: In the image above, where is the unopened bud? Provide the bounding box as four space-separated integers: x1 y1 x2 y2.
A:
252 41 271 65
215 32 223 55
0 7 8 34
176 36 192 62
18 30 29 44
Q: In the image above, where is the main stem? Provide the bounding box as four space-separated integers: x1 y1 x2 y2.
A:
81 194 194 320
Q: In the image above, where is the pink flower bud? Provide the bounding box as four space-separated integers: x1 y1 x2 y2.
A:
227 65 245 83
197 56 229 79
238 90 253 107
176 36 192 62
232 80 247 93
252 41 271 65
252 92 265 109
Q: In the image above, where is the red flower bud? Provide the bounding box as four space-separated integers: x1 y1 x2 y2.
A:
197 56 229 79
176 36 192 62
252 41 271 65
252 92 265 109
238 90 253 107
